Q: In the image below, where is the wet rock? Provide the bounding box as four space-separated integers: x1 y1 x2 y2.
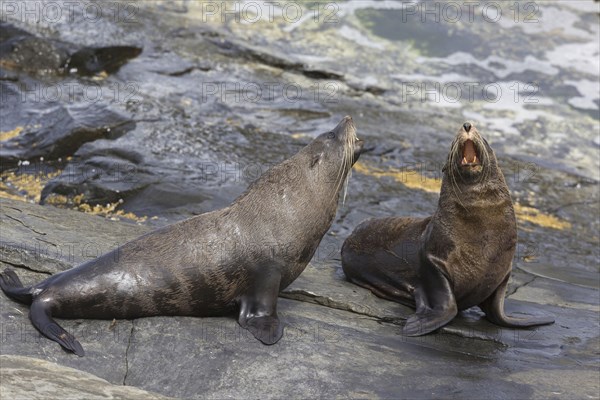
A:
205 34 344 80
0 23 139 170
39 142 155 208
38 125 247 219
0 85 135 169
0 24 68 74
0 198 148 273
123 299 510 399
37 116 300 218
0 23 141 77
147 53 209 76
360 9 484 58
1 197 598 399
65 46 143 77
0 355 170 400
282 263 409 321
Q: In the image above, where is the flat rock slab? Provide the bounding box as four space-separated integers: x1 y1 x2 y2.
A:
0 355 170 400
1 198 598 399
0 198 149 273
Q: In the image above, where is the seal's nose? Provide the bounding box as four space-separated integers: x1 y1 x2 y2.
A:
333 115 355 136
463 122 472 132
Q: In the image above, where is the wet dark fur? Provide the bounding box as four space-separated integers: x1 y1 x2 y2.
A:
342 122 554 336
1 116 363 355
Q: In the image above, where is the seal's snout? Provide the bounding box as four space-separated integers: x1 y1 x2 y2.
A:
331 115 362 164
463 122 472 132
333 115 360 142
335 115 355 134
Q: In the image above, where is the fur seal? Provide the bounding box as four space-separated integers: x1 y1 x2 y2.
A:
1 116 363 356
341 122 554 336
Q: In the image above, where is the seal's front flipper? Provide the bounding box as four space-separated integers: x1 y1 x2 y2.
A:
245 315 284 345
403 290 458 336
30 300 85 356
480 275 554 327
238 270 284 345
403 255 457 336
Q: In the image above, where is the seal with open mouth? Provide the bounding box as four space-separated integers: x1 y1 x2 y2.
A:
341 122 554 336
0 116 363 356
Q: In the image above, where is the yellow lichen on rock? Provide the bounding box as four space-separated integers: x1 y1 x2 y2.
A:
45 192 148 222
513 204 572 230
1 170 148 223
0 126 24 141
0 170 61 202
0 181 27 201
354 161 571 231
76 201 148 222
353 162 441 193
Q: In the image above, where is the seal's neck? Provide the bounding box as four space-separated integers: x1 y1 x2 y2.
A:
439 166 512 214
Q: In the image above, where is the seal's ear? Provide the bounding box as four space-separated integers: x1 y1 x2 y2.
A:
311 153 322 168
442 162 448 173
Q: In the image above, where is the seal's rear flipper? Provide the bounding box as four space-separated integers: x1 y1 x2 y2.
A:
347 276 416 308
0 268 33 305
238 270 284 345
403 255 457 336
480 275 555 328
30 300 85 356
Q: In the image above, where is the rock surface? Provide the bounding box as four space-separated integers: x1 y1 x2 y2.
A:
1 197 598 399
0 355 170 399
0 81 135 170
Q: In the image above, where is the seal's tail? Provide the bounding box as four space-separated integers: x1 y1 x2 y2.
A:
0 268 33 305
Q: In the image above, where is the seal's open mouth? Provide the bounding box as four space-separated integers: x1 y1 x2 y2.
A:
353 138 364 163
461 140 480 167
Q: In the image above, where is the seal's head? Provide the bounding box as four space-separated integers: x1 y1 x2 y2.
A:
445 121 497 182
309 115 363 170
307 116 364 203
314 115 363 163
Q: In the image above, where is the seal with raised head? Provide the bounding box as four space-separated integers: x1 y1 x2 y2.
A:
341 122 554 336
0 116 363 356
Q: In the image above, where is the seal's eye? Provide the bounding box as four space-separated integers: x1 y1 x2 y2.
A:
327 131 335 139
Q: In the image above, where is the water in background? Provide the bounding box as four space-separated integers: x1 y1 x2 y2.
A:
181 0 600 178
1 0 598 220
